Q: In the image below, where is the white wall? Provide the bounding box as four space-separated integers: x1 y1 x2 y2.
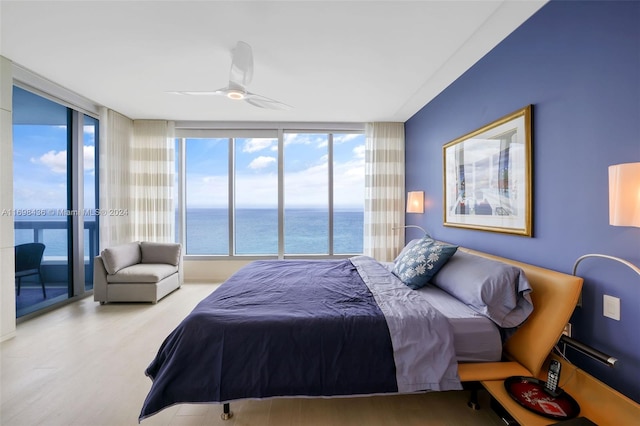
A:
183 259 251 283
0 56 16 341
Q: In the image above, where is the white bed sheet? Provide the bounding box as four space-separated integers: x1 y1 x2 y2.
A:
379 261 502 363
417 283 503 362
352 256 462 392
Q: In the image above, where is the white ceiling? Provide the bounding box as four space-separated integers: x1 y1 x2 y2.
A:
0 1 547 123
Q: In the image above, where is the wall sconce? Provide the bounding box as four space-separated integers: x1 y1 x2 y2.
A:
609 162 640 227
561 163 640 367
392 225 430 237
566 253 640 367
559 334 618 367
406 191 424 214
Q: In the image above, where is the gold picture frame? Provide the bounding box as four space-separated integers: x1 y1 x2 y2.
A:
443 105 533 236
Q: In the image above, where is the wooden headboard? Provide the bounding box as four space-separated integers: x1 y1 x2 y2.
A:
456 247 583 381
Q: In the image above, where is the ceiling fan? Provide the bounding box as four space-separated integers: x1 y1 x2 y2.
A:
171 41 292 110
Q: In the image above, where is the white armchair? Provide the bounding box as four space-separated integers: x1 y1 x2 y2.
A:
93 241 182 304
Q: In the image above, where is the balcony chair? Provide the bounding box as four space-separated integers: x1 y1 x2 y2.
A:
15 242 47 298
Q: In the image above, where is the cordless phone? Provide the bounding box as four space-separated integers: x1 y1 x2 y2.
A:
544 359 563 397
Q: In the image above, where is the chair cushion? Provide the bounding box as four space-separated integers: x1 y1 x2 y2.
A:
107 264 178 284
140 242 181 266
101 242 141 275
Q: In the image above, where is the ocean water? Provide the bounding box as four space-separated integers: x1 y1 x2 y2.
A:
185 208 364 255
14 216 82 257
14 209 364 257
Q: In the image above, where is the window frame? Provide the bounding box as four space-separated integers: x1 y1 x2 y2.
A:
175 122 364 260
12 74 100 320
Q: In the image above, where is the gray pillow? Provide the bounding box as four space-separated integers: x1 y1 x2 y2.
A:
101 242 141 275
392 238 458 290
430 251 533 328
140 242 181 266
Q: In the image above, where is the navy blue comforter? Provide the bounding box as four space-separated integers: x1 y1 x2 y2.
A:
139 259 397 420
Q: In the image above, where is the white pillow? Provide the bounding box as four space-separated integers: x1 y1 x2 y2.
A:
101 242 141 275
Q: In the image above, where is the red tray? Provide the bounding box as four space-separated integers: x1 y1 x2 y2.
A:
504 376 580 420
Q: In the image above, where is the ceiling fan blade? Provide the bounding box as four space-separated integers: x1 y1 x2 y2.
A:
169 42 291 110
244 92 293 110
168 89 225 96
229 41 253 87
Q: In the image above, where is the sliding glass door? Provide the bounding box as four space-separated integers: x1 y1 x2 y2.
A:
12 86 98 317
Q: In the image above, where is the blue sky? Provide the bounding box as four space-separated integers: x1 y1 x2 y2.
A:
14 127 364 212
184 132 365 209
13 124 96 212
13 86 97 213
13 85 364 213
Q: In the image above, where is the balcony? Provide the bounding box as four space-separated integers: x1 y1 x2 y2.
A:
14 219 98 317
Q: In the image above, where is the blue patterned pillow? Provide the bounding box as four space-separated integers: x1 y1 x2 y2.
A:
392 238 458 290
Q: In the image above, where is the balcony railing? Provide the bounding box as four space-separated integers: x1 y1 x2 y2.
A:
14 219 98 265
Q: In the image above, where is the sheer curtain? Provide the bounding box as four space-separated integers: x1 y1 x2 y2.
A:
131 120 175 243
363 122 405 261
99 108 175 249
99 108 133 249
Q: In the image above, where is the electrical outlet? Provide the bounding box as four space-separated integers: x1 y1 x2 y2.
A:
603 295 621 321
562 323 572 337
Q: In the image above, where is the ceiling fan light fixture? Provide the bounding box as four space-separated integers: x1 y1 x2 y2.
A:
227 90 245 100
171 42 291 110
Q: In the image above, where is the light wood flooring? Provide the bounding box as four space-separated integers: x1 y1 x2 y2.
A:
1 283 506 426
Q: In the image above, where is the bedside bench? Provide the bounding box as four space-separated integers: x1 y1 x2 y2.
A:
482 354 640 425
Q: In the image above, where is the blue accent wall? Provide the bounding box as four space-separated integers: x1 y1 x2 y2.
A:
405 0 640 402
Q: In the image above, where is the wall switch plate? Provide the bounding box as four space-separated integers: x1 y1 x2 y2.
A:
603 295 621 321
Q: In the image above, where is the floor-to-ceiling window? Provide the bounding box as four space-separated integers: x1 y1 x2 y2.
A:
176 127 364 257
184 138 229 255
234 136 279 255
331 133 365 254
83 115 99 291
283 133 330 254
12 85 99 318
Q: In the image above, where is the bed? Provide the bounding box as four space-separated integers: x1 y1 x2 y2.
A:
138 240 583 422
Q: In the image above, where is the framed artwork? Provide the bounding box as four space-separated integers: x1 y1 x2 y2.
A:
443 105 532 236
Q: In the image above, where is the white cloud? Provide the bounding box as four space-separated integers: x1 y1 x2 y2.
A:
284 133 324 147
236 174 278 207
334 134 361 144
13 176 68 209
184 135 365 209
33 150 67 174
283 161 329 207
283 133 302 146
248 156 276 170
243 138 275 153
186 174 228 207
353 144 365 159
31 146 95 174
84 145 95 172
202 175 225 185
